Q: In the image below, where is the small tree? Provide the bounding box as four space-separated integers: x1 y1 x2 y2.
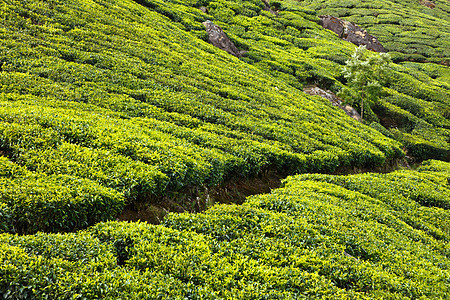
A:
338 46 391 121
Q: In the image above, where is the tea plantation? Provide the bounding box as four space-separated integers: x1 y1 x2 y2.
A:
297 0 450 64
0 0 449 297
1 160 449 298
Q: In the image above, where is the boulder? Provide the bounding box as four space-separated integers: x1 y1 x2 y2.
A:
304 86 361 122
203 20 241 57
261 0 278 16
319 15 386 52
420 0 436 8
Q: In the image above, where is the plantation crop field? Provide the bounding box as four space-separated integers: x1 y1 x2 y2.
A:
190 0 450 160
0 0 411 230
0 0 450 297
1 160 449 298
297 0 450 64
0 0 449 229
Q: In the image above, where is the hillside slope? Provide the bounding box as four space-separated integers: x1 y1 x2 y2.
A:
188 0 449 160
1 160 449 298
297 0 450 64
1 0 449 229
1 0 450 298
0 0 413 231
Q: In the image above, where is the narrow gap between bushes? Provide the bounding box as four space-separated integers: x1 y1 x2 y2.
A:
118 156 409 224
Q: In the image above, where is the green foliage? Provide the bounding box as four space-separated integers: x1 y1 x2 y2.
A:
0 157 28 179
298 0 450 64
0 0 448 298
0 156 124 234
338 46 391 120
0 172 124 234
0 0 447 240
418 159 450 174
0 203 13 233
17 143 169 200
189 0 448 157
391 129 449 162
369 121 394 139
1 161 449 298
0 0 446 239
0 0 412 230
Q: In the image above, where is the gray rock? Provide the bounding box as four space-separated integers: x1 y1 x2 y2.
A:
261 0 278 16
420 0 436 8
203 20 241 57
319 15 386 53
304 85 361 122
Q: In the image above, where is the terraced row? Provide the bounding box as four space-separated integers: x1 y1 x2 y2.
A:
0 0 406 232
1 160 449 298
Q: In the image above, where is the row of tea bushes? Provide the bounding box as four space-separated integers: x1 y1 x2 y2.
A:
0 90 402 234
0 0 407 231
166 160 450 298
287 160 450 240
297 0 450 64
1 160 448 298
0 223 354 299
1 0 448 168
373 91 449 162
0 91 401 186
418 159 450 174
0 0 447 236
0 157 124 234
165 0 449 158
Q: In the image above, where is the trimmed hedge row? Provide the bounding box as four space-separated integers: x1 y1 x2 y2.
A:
1 160 449 298
172 0 449 159
298 0 450 64
0 157 124 234
0 0 413 233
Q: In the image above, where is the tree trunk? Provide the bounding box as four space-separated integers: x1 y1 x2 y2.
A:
360 93 364 121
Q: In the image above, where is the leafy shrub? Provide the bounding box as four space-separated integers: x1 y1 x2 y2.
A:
1 161 449 298
0 174 124 234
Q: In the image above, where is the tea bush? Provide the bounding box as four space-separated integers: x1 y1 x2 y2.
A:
298 0 450 64
0 0 418 231
0 173 124 234
1 160 449 298
0 0 449 297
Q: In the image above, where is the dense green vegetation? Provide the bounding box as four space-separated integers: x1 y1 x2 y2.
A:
0 0 448 229
294 0 450 159
338 45 391 120
196 0 450 159
297 0 450 65
1 160 449 298
0 0 417 231
130 0 449 158
0 0 449 297
0 157 124 234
